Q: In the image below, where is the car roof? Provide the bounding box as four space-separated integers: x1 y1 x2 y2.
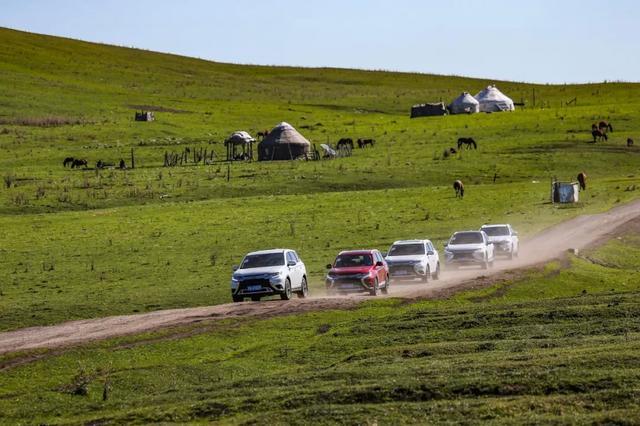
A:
392 239 430 245
245 249 289 256
481 224 510 228
337 250 377 255
453 230 484 235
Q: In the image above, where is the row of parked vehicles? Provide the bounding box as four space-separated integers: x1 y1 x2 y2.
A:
230 224 519 302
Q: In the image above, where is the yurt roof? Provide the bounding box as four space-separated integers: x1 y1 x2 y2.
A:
225 131 255 145
260 122 311 146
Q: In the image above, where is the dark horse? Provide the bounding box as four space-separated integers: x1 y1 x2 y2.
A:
599 121 613 132
337 138 354 150
63 157 75 167
628 138 634 147
71 159 88 169
592 129 608 142
457 137 477 150
577 172 587 191
357 138 375 148
453 180 464 198
256 129 270 140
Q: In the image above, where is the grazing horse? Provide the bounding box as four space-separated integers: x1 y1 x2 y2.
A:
453 180 464 198
71 159 88 169
628 138 634 147
119 159 126 169
592 129 608 142
63 157 75 168
257 129 270 139
357 138 375 148
598 121 613 133
457 137 477 150
449 147 458 154
577 172 587 191
337 138 354 150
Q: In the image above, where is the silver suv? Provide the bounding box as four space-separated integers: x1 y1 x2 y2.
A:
385 240 441 283
231 249 308 302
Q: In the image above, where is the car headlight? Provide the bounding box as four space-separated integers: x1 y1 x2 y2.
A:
472 249 485 259
231 277 239 289
268 272 284 283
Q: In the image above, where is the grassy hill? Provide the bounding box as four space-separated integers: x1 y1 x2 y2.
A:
0 26 639 332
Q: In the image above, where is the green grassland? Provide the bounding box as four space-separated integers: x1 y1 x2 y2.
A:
1 225 639 425
1 27 640 331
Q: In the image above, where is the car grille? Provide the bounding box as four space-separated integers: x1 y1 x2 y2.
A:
452 251 475 260
239 278 270 287
389 265 415 275
333 275 362 284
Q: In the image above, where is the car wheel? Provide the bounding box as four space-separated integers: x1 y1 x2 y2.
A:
369 278 380 296
297 277 309 299
280 278 292 300
422 266 430 283
232 295 243 303
381 275 389 294
432 263 441 280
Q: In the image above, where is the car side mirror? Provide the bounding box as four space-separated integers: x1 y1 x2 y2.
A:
287 261 296 267
232 265 239 271
375 261 384 267
427 251 435 256
382 252 388 258
326 263 332 269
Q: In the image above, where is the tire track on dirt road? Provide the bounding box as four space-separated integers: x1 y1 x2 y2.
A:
1 199 639 356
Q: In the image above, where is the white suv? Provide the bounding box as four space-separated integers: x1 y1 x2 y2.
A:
231 249 308 302
480 224 519 259
385 240 441 283
444 231 495 269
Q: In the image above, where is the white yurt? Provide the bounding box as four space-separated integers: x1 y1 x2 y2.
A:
474 85 515 112
448 92 480 114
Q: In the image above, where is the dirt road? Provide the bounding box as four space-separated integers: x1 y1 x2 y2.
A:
1 199 639 356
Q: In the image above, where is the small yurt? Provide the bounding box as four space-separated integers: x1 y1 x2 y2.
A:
474 85 515 112
448 92 480 114
225 131 255 161
258 122 311 161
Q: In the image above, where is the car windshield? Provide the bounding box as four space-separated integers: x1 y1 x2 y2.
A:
240 253 284 269
482 226 510 236
388 243 425 256
335 254 373 267
450 232 483 245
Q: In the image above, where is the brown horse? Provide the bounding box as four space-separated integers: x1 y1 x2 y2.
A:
627 138 634 147
457 137 477 150
577 172 587 191
357 138 375 148
453 180 464 198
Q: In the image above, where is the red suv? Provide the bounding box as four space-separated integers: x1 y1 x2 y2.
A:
325 250 390 296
